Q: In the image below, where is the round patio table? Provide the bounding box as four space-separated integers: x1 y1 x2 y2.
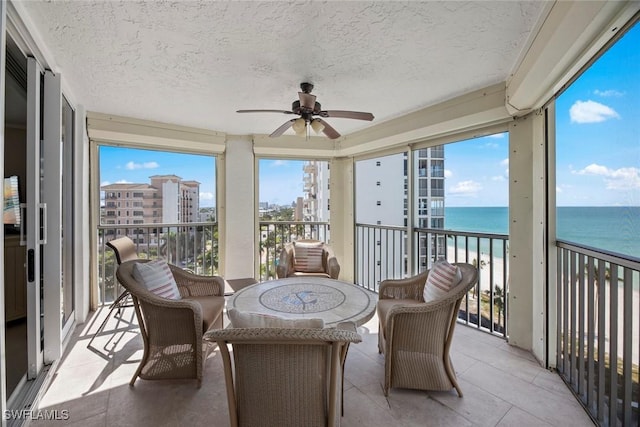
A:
227 276 377 327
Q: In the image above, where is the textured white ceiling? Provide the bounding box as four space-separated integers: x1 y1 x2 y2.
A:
18 1 547 138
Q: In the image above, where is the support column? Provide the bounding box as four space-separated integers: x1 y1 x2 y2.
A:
508 111 546 362
329 157 355 283
222 136 255 280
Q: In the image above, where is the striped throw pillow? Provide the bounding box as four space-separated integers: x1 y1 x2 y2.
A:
423 260 462 302
132 260 181 300
293 241 325 273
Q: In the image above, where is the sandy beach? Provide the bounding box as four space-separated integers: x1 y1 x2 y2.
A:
571 275 640 364
446 246 508 294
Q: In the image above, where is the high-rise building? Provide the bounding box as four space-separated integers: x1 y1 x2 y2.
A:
101 174 200 241
413 147 446 267
180 180 201 223
302 160 330 241
354 146 446 283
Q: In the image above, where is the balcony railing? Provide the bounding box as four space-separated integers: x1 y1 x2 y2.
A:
556 240 640 426
98 221 507 339
97 222 218 305
355 224 509 338
258 221 330 281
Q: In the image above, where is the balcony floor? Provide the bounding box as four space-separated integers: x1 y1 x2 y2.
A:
31 305 593 427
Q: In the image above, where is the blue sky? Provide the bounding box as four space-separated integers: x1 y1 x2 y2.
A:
100 22 638 209
259 159 306 206
443 134 508 207
554 22 639 207
446 22 639 207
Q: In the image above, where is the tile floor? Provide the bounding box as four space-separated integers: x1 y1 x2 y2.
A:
28 305 594 427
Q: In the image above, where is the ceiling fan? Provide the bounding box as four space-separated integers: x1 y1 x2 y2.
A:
236 82 374 139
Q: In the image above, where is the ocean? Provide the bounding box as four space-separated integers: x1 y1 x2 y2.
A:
445 206 640 259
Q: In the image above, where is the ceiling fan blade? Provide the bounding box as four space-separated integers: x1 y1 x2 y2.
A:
269 119 296 138
319 110 374 121
316 118 341 139
298 92 316 109
237 109 295 114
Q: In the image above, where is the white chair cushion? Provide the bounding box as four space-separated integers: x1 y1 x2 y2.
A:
293 241 324 273
132 260 181 300
423 260 462 302
228 308 324 329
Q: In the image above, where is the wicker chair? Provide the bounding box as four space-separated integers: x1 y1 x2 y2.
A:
276 239 340 279
88 237 139 347
377 263 478 397
204 323 362 427
116 259 226 386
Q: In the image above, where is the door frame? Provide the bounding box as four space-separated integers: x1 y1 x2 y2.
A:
25 56 44 379
0 0 8 418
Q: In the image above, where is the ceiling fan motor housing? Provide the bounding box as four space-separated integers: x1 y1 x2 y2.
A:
291 100 322 116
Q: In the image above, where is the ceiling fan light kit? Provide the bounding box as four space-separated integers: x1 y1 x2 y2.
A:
292 118 306 136
236 82 374 139
310 119 325 134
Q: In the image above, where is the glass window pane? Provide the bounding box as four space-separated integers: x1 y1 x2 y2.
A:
555 22 639 257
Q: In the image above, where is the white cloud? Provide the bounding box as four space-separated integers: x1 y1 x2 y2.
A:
491 176 505 181
115 179 131 184
444 169 453 178
556 184 573 193
575 163 609 176
574 163 640 189
569 100 620 123
594 89 624 97
500 158 510 178
125 161 159 170
200 191 214 200
101 180 111 186
486 133 506 139
604 168 640 190
449 180 482 195
271 160 287 167
483 142 499 148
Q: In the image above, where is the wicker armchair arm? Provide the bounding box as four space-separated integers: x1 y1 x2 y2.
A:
204 326 362 344
168 264 225 297
322 244 340 279
326 256 340 280
134 289 203 316
276 245 293 279
144 299 203 326
378 271 429 301
335 321 357 333
132 290 204 339
386 297 455 318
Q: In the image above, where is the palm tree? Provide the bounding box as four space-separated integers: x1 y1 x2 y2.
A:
471 257 489 298
196 225 219 274
100 246 118 303
258 230 280 280
482 285 505 332
586 263 617 320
